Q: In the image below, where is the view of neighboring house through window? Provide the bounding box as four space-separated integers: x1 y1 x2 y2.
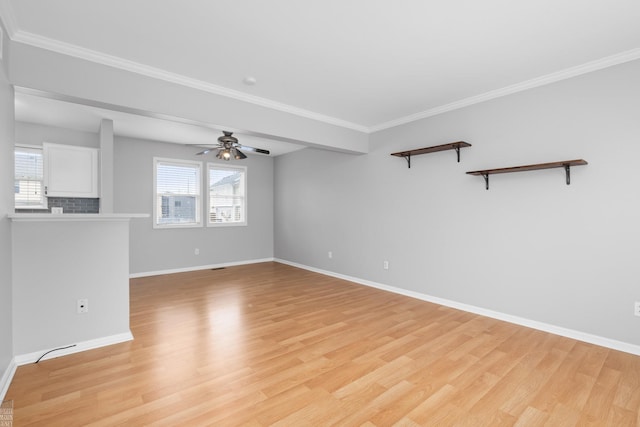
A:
14 145 46 209
208 164 246 226
154 158 201 228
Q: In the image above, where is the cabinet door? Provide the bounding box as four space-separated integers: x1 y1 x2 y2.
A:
44 143 99 197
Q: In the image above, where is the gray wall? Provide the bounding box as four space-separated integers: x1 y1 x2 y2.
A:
275 59 640 347
15 121 99 147
13 122 275 275
114 136 274 275
12 219 131 355
0 24 14 394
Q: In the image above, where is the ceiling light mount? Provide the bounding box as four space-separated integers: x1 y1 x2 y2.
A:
243 76 257 86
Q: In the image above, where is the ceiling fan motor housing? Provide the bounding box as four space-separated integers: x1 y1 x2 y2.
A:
219 131 238 146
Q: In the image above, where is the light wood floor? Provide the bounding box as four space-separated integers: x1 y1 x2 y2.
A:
6 262 640 426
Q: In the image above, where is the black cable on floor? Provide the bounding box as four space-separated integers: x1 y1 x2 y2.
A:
35 344 77 363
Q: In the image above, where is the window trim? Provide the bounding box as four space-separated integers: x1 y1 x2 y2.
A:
153 157 203 229
14 144 48 210
207 163 248 227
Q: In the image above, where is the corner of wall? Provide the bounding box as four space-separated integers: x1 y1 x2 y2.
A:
0 358 16 401
0 42 15 402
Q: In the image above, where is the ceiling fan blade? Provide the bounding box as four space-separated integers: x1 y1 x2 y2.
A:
238 145 270 155
196 148 212 155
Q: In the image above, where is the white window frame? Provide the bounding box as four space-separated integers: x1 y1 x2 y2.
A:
207 163 247 227
14 144 48 210
153 157 203 229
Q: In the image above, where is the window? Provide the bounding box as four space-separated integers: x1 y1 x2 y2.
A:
153 158 202 228
15 145 47 209
208 164 247 226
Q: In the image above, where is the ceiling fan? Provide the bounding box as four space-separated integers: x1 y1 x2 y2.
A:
195 131 270 160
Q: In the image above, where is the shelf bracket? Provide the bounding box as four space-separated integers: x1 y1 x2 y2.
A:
404 153 411 168
454 146 461 162
482 173 489 190
564 164 570 185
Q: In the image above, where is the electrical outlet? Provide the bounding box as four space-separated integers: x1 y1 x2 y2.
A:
194 248 200 255
77 298 89 314
635 301 640 317
383 260 389 270
328 251 333 259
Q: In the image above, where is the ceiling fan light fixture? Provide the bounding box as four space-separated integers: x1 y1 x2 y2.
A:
217 148 232 161
233 148 247 160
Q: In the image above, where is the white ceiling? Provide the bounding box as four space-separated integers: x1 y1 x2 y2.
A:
4 1 640 151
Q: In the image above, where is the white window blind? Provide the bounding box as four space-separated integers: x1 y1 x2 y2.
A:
154 158 202 228
15 146 46 208
208 164 246 226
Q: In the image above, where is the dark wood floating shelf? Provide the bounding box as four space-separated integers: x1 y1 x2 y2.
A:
466 159 588 190
391 141 471 168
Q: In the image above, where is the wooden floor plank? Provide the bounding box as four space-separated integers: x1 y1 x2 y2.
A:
5 262 640 426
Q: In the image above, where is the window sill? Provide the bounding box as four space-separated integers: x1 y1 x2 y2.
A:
153 222 203 229
207 222 248 227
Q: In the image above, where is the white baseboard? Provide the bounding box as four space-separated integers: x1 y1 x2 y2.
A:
14 331 134 366
275 258 640 356
129 257 275 279
0 358 17 402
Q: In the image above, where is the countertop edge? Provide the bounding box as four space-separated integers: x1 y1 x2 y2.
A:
8 213 150 222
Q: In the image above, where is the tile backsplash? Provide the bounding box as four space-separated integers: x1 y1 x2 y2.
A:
16 197 100 214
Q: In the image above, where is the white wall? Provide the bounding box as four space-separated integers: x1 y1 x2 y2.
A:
0 23 15 396
114 136 274 275
275 59 640 348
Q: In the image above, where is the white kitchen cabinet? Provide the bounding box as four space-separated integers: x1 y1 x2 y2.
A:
43 142 99 198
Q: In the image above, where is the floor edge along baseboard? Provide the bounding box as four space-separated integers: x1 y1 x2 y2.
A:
14 331 134 366
274 258 640 357
0 358 17 402
129 257 275 279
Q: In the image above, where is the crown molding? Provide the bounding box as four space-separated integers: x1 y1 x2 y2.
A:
0 0 17 37
3 7 639 135
370 48 640 132
11 29 370 133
